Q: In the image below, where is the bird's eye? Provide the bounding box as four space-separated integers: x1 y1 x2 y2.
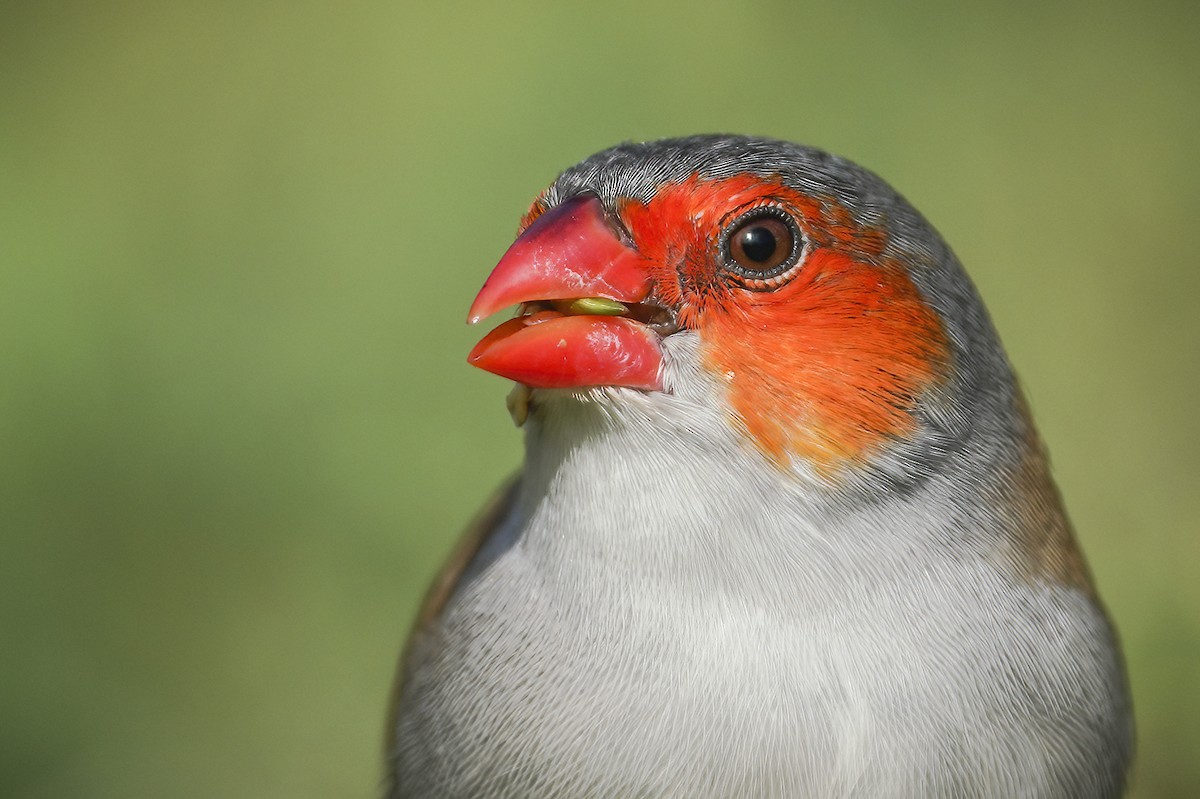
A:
724 210 802 283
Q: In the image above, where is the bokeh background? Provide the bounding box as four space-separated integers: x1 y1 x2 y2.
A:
2 1 1196 796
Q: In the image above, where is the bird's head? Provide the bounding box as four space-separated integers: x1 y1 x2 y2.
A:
468 136 1012 485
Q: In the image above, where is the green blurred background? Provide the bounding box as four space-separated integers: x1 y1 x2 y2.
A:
1 1 1196 796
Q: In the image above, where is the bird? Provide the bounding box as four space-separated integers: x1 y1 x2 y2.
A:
386 135 1133 798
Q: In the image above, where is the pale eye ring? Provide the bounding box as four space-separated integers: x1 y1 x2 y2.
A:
721 208 804 284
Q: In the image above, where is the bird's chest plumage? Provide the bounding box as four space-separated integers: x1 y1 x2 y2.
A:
393 519 1110 796
390 407 1126 798
397 547 859 796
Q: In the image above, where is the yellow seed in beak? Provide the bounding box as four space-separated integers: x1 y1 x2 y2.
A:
563 297 629 316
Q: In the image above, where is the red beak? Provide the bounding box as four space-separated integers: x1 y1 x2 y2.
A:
467 195 664 390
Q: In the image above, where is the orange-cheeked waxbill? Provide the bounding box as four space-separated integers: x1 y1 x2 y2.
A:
387 135 1133 798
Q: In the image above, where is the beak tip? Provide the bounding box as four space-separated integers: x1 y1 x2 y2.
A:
466 302 491 324
466 291 503 326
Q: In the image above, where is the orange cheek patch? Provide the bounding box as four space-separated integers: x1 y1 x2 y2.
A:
702 250 949 472
613 173 947 473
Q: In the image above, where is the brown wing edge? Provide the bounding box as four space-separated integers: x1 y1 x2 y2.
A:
381 474 522 764
1010 386 1096 598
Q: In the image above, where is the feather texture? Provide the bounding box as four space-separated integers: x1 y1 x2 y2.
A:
388 136 1133 798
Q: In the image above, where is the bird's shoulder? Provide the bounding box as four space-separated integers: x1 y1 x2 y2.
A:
384 475 520 753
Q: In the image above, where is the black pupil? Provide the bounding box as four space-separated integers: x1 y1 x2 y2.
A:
741 226 778 263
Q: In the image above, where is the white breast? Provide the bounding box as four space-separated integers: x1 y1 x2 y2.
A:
390 387 1129 798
